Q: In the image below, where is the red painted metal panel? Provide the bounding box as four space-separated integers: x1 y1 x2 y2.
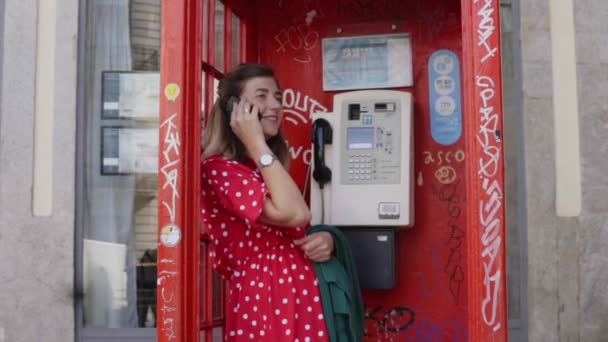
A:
253 0 470 340
462 0 509 340
157 0 202 341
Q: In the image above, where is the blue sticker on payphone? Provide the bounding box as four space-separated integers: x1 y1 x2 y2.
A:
428 50 462 145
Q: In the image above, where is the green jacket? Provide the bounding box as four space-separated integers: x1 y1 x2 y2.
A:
308 224 365 342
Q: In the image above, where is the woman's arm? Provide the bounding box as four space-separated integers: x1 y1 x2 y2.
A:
247 142 311 227
230 100 311 227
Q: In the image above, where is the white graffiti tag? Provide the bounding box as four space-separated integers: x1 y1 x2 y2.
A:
160 113 181 222
476 73 503 332
159 112 181 340
161 286 177 340
476 76 501 178
282 88 327 165
282 88 327 125
274 22 319 63
475 0 498 63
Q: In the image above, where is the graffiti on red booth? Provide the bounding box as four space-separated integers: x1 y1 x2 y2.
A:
474 0 505 333
282 88 328 166
158 112 182 340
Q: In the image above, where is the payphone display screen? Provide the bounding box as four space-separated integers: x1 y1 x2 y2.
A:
347 127 374 150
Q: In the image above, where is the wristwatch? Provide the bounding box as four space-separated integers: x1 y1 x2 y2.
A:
258 153 276 168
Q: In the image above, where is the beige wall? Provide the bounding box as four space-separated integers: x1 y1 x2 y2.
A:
521 0 608 341
0 1 78 341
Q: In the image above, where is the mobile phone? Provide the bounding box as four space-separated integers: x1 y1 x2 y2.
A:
225 96 240 116
225 96 260 120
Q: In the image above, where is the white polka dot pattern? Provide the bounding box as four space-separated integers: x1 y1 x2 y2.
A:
201 156 329 341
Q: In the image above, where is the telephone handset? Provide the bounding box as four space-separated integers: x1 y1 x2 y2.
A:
225 96 260 120
311 118 333 189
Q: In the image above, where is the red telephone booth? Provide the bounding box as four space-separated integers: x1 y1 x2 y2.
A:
156 0 508 341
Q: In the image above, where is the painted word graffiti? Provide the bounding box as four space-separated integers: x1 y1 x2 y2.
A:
160 285 177 340
423 149 466 166
282 88 327 125
274 21 319 63
286 142 313 166
433 178 465 305
365 305 416 339
282 88 327 165
411 316 468 342
158 113 181 340
476 73 503 332
423 149 465 184
475 0 498 63
476 76 501 177
160 113 181 222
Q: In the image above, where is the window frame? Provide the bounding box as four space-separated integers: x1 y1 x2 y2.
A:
200 1 246 341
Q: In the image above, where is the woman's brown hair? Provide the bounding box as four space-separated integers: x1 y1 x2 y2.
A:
202 63 290 168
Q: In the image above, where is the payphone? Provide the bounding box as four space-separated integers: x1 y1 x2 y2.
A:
310 90 414 289
311 90 414 226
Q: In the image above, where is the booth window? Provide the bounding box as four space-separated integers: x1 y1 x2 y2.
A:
77 0 242 339
78 0 162 336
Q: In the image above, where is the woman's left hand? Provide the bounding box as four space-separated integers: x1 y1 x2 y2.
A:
294 232 334 263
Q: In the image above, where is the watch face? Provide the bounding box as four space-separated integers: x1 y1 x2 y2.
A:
260 154 273 166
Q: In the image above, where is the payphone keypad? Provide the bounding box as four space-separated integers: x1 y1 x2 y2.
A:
347 154 376 181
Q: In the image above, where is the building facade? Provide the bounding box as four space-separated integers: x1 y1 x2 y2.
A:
0 0 606 341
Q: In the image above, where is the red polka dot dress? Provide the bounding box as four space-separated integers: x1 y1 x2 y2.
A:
201 155 329 342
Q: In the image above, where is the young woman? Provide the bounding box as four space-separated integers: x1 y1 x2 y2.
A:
201 63 334 341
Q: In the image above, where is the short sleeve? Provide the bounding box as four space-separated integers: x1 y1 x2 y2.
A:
202 157 268 223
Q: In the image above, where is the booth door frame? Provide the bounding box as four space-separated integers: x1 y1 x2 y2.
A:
156 0 250 341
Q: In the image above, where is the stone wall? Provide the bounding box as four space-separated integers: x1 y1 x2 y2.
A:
521 0 608 340
0 1 78 341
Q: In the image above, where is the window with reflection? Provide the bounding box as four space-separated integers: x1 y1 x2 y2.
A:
81 0 161 329
231 13 240 69
79 0 243 334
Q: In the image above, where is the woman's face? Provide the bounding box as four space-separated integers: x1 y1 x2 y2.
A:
240 76 283 140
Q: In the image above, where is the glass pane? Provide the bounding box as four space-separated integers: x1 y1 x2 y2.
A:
201 72 206 155
231 13 240 68
212 272 223 319
200 241 207 322
213 77 220 103
82 0 161 329
202 72 206 113
201 75 219 142
202 0 209 62
214 1 225 71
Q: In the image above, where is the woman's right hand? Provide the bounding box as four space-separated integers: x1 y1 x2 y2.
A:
229 98 266 151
